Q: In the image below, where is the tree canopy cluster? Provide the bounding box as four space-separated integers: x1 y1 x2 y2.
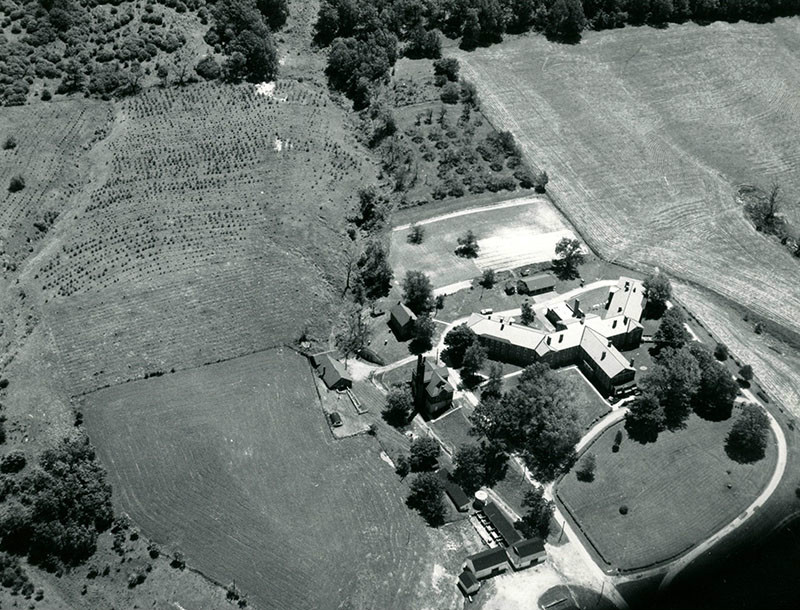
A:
0 0 288 105
0 436 113 570
626 342 740 443
725 403 770 463
470 362 581 481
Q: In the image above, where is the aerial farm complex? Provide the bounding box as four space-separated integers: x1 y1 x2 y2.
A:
2 0 798 608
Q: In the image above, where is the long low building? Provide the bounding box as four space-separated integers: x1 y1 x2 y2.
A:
466 277 645 396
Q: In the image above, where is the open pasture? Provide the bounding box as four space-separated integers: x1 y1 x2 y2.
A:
36 81 375 394
457 19 800 342
557 413 777 570
82 348 467 610
390 196 574 288
0 100 109 275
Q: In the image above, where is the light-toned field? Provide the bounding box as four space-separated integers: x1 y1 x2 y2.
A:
390 196 574 288
557 413 777 570
457 19 800 346
32 81 375 394
82 347 475 610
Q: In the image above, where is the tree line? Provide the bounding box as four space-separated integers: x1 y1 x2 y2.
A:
317 0 800 107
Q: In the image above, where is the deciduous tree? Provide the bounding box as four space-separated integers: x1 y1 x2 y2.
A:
552 237 584 279
653 307 689 350
409 437 441 471
516 486 553 539
383 386 414 427
406 472 446 525
443 324 477 367
725 403 769 463
402 270 434 314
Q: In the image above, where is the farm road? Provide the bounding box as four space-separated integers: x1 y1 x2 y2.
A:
392 194 550 232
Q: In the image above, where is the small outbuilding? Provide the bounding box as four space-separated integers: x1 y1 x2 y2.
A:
458 569 481 595
507 537 546 570
482 501 523 546
437 468 471 512
465 547 510 580
388 301 417 340
517 273 556 296
312 353 352 391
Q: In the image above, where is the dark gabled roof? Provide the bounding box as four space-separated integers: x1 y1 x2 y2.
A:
438 469 470 508
520 274 555 292
423 361 454 399
458 569 478 589
467 546 509 572
511 537 545 559
390 301 417 326
483 501 522 546
315 354 352 388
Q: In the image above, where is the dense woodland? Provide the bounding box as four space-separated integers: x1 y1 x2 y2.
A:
0 0 287 104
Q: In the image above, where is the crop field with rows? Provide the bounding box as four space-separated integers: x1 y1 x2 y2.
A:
82 348 474 610
457 19 800 344
36 80 375 394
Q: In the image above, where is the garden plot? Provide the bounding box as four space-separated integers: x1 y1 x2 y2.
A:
390 195 574 288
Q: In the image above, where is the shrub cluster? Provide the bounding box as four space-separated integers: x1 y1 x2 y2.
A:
0 436 113 570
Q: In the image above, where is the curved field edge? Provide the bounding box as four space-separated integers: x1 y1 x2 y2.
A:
454 19 800 354
554 415 778 572
80 347 474 610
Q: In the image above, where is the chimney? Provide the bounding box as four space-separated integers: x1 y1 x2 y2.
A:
546 336 551 345
608 339 613 347
623 316 628 324
500 323 505 331
630 358 635 368
601 351 606 361
558 334 564 343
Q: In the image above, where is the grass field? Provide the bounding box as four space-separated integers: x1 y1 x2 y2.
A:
557 412 777 570
457 18 800 347
390 196 575 288
82 347 473 610
32 80 376 394
558 367 611 429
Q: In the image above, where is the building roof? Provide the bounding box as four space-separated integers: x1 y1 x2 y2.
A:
315 353 352 389
423 360 454 399
466 313 547 352
458 569 479 589
438 469 471 508
520 273 556 292
579 326 633 379
467 546 509 572
483 501 522 546
390 301 417 327
604 277 646 322
511 537 546 559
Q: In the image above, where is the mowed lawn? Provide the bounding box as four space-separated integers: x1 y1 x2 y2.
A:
557 413 777 570
82 348 460 610
457 19 800 341
390 196 574 288
557 367 611 429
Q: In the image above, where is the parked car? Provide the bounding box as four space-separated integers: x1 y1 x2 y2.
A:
329 412 343 427
480 308 493 315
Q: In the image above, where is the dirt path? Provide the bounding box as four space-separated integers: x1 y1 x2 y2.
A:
392 194 550 232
